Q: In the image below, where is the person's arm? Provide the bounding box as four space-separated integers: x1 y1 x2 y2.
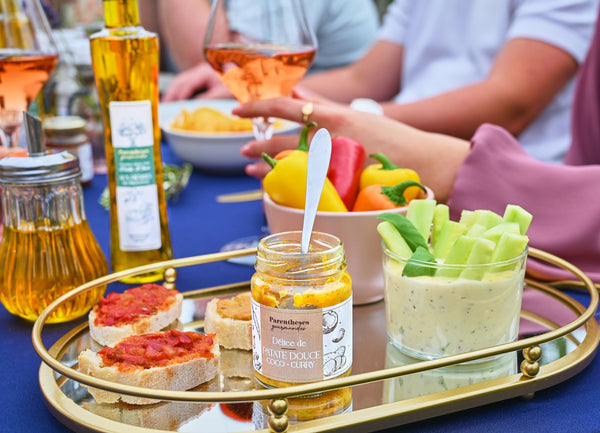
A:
140 0 230 72
235 96 600 281
381 38 578 139
138 0 159 33
299 41 404 103
161 62 232 101
234 97 469 201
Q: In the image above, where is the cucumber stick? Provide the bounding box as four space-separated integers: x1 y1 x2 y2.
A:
377 221 412 258
459 210 476 228
432 220 467 259
503 204 533 235
473 209 503 229
436 235 477 278
492 231 529 262
482 222 520 244
406 199 436 242
466 223 487 237
460 237 496 280
432 203 449 246
490 232 529 273
376 201 532 280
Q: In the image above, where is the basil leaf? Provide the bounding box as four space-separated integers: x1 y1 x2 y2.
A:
402 246 437 277
377 212 428 252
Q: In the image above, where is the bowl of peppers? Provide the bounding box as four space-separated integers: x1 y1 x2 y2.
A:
262 124 434 305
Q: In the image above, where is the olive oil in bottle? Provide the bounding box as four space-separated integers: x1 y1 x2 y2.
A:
89 0 173 283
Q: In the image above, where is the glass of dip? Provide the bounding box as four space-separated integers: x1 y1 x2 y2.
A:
382 246 527 361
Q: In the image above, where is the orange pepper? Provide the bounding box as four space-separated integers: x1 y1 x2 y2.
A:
352 180 426 212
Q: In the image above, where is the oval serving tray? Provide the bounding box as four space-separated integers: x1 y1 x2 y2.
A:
33 248 599 433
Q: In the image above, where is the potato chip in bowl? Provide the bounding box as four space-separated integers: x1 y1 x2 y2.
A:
171 107 254 133
159 99 299 173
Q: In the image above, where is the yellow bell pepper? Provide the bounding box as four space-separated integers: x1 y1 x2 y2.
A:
359 152 423 202
262 151 348 212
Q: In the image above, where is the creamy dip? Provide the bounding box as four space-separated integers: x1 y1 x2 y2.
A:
383 263 525 360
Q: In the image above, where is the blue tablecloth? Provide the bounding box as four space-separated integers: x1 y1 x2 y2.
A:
1 143 598 433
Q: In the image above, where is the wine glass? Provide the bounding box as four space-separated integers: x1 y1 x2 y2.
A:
204 0 317 140
0 0 58 149
204 0 317 262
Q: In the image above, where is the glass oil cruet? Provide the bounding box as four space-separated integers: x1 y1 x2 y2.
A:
0 112 107 323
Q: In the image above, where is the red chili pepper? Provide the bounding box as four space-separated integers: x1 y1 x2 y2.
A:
327 136 367 210
271 122 366 210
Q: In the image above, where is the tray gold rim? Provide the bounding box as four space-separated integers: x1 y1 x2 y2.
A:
34 247 599 432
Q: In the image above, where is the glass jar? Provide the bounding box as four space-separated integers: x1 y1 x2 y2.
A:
251 231 353 389
0 113 108 323
43 115 94 186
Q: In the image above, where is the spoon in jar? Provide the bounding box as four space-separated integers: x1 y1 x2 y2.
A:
301 128 332 254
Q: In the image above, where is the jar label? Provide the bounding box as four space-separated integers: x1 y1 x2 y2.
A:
77 142 94 183
251 296 353 383
109 100 161 251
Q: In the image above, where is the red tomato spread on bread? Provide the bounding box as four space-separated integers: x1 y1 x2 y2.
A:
216 292 251 321
93 284 178 327
98 330 216 372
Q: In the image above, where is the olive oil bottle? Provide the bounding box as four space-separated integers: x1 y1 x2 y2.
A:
90 0 172 283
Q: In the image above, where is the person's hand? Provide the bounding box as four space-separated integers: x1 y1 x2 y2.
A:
234 96 470 204
240 134 302 178
161 63 232 102
235 97 376 178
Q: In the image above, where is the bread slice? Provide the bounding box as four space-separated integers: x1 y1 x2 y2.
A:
89 284 183 347
78 330 220 405
204 292 252 350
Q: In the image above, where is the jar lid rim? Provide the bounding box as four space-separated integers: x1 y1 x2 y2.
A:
0 150 81 184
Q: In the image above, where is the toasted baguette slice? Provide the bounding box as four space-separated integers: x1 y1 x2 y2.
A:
89 284 183 347
204 292 252 350
78 330 220 405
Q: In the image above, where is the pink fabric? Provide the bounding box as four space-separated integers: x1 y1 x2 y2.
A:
447 6 600 284
449 123 600 282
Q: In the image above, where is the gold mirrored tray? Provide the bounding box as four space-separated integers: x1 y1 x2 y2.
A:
33 248 599 433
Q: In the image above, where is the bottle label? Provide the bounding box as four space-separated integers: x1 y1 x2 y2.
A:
109 100 161 251
251 296 353 383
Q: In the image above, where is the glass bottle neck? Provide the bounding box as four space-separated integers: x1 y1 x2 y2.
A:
103 0 140 28
0 0 35 49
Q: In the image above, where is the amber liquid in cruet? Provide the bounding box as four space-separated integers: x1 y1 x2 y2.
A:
0 219 108 323
90 0 172 283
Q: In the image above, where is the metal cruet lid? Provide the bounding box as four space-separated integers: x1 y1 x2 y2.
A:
0 112 81 185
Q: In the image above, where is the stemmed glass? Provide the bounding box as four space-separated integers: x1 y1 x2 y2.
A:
204 0 317 140
204 0 317 261
0 0 58 149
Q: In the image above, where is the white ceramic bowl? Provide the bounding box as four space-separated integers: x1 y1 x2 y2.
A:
263 188 435 305
159 99 299 173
